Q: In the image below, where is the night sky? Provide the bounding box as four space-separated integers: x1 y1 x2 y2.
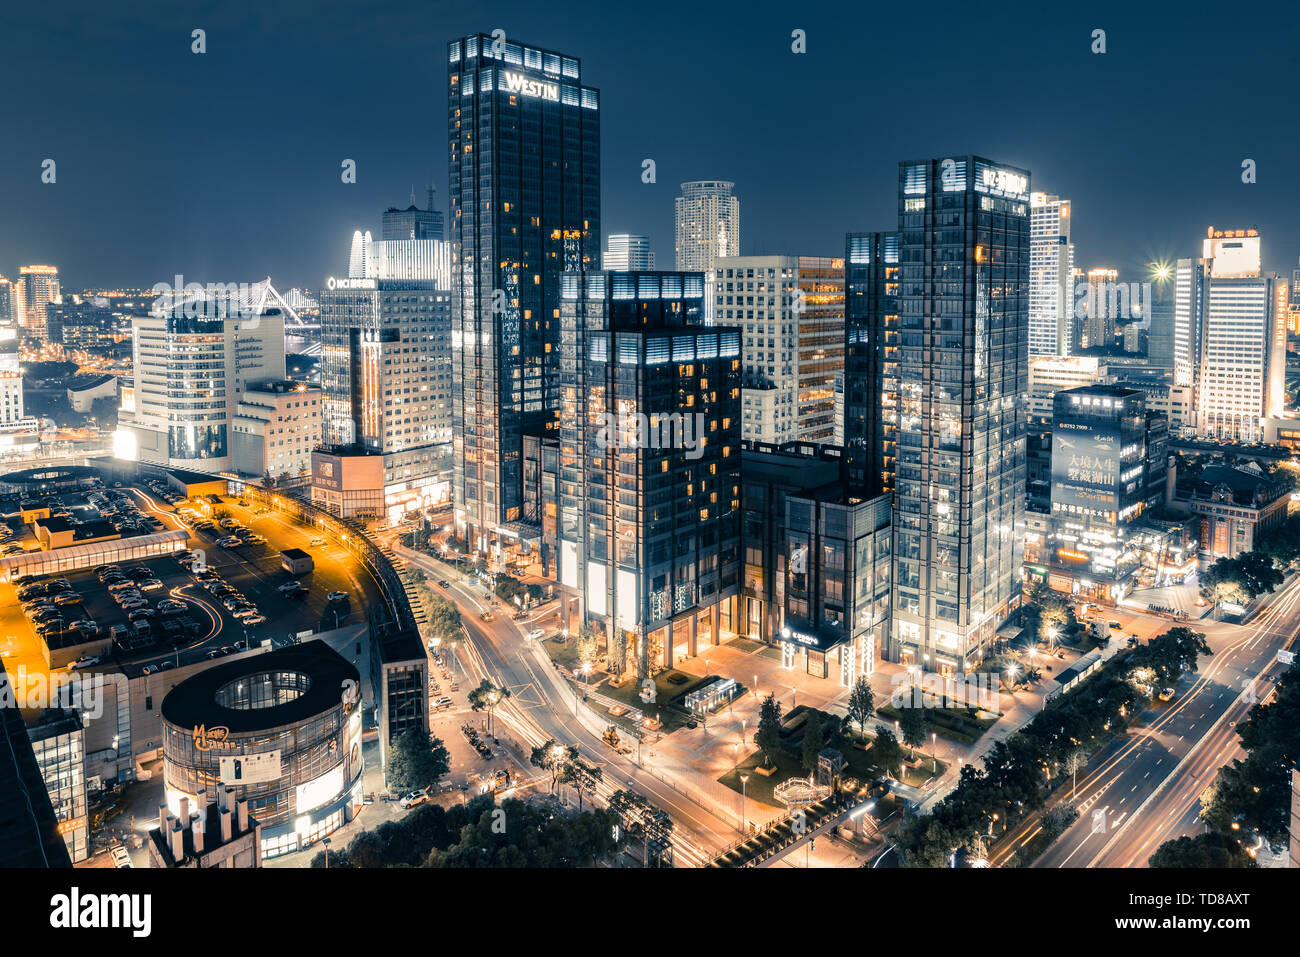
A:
4 0 1298 292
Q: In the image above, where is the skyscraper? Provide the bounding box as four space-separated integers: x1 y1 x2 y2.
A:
1175 227 1285 443
17 264 60 343
714 255 844 445
557 271 741 676
1028 192 1074 357
891 156 1030 675
603 234 654 271
448 33 601 552
1081 267 1120 349
0 275 15 325
382 185 444 241
844 231 899 495
675 181 739 272
316 217 453 517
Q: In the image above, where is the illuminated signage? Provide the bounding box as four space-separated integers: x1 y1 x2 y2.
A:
502 70 559 101
325 277 376 291
975 166 1028 200
296 765 345 814
192 724 237 752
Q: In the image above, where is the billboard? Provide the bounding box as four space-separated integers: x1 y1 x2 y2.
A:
1051 421 1119 514
219 751 282 785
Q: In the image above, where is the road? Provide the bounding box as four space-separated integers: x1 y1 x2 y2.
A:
989 573 1300 868
394 542 738 867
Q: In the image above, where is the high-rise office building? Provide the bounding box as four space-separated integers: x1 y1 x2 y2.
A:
448 33 601 552
315 223 454 517
714 255 844 446
0 275 16 325
604 234 655 271
1175 227 1285 443
382 185 444 241
891 156 1029 674
844 231 899 495
1028 192 1074 357
675 181 739 272
17 264 60 343
118 306 286 470
556 271 742 675
1080 267 1120 349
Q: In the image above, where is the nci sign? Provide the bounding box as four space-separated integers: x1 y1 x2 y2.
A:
502 70 560 102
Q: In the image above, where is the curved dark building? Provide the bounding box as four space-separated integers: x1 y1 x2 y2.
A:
160 641 364 858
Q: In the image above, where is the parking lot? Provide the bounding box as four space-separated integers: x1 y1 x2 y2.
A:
1 480 386 678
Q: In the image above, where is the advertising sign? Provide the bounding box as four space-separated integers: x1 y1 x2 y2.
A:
1051 421 1119 513
219 750 282 785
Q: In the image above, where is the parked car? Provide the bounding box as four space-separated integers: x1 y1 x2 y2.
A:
399 788 428 809
310 537 327 547
243 614 267 625
526 629 544 641
52 594 81 607
70 620 98 633
139 579 165 592
327 591 348 603
71 655 100 670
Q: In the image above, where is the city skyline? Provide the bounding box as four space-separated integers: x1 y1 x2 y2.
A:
4 1 1300 290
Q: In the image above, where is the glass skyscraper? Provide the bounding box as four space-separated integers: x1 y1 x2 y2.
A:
844 231 899 495
448 33 601 552
891 156 1030 674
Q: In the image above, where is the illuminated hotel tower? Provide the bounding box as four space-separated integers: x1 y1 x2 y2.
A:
448 33 601 553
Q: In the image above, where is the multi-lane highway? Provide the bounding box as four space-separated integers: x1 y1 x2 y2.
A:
394 542 739 867
994 574 1300 868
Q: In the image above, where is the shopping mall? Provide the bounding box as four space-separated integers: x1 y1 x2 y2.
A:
159 641 364 859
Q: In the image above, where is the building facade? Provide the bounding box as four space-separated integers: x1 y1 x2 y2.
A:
844 232 899 496
1028 192 1074 357
714 255 845 446
231 380 323 481
674 181 739 272
317 229 453 517
158 642 364 859
118 308 286 471
1175 227 1285 443
17 265 60 343
890 156 1029 675
604 234 655 271
556 271 742 675
449 33 601 552
28 711 88 864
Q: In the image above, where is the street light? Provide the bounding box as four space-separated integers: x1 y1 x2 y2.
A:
931 731 937 773
739 773 750 835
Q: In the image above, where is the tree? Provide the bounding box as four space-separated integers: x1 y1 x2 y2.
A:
1148 832 1257 868
558 755 602 811
845 677 875 741
1199 552 1283 607
801 710 825 775
575 626 598 676
1062 748 1085 798
530 739 577 793
899 706 927 759
386 729 451 793
754 694 783 770
1256 512 1300 566
871 726 903 778
426 797 623 868
468 679 511 737
262 469 278 490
